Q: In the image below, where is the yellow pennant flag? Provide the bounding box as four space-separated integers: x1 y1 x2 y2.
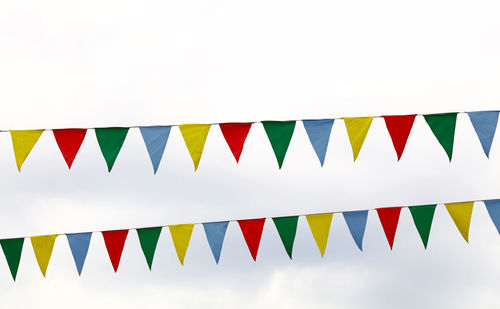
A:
169 224 195 265
344 117 373 161
445 202 474 242
306 213 333 257
31 234 58 277
10 130 44 171
179 124 211 171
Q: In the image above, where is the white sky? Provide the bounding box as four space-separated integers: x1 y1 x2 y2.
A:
0 0 499 308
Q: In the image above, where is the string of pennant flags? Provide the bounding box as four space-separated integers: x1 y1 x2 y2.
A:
5 110 499 172
1 199 499 280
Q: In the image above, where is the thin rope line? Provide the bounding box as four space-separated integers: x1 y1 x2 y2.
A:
0 110 489 132
1 196 496 241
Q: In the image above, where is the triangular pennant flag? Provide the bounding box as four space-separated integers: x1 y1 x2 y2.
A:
66 232 92 276
344 117 373 161
376 207 402 249
53 129 87 169
306 213 333 257
445 202 474 242
136 227 162 270
30 234 58 277
95 127 129 172
262 121 296 168
303 119 334 166
0 238 24 281
219 123 252 163
409 205 436 249
102 230 129 272
383 115 416 160
484 200 500 234
179 124 211 171
424 113 457 161
468 111 499 157
237 218 266 261
139 126 171 173
169 224 195 265
343 210 368 251
203 221 229 264
10 130 44 171
272 216 299 259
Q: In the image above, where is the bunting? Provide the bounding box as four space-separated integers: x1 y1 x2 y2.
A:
10 130 44 171
53 129 87 169
424 113 457 161
344 117 373 161
179 124 211 171
95 127 129 172
169 224 195 265
139 126 171 174
30 234 58 277
0 199 497 278
262 121 296 168
0 110 498 172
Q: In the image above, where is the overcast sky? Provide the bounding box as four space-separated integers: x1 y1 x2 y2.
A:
0 0 499 308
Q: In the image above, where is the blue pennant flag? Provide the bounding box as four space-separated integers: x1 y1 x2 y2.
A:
203 221 229 264
303 119 334 166
484 200 500 233
343 210 369 251
139 126 172 173
66 232 92 276
468 111 499 157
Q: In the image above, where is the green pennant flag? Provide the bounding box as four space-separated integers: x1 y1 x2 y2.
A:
409 205 436 249
272 216 299 259
424 113 457 161
95 127 129 171
0 238 24 281
136 227 162 270
262 121 296 168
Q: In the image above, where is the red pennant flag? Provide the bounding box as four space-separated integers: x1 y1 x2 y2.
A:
376 207 402 249
383 115 416 160
237 218 266 261
219 123 252 163
53 129 87 169
102 230 129 272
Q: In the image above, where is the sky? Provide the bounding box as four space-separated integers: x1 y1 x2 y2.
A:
0 0 499 308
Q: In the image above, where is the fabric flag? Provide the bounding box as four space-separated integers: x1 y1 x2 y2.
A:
409 205 437 249
139 126 171 173
169 224 195 265
136 227 162 270
468 111 499 157
262 121 296 168
95 127 129 172
306 213 333 257
0 238 24 281
272 216 299 259
344 117 373 161
484 200 500 233
30 234 58 277
424 113 457 161
383 115 416 160
53 129 87 169
203 221 229 264
343 210 368 251
179 124 211 171
10 129 44 171
376 207 402 249
219 123 252 163
102 230 129 272
238 218 266 261
445 202 474 242
66 232 92 276
303 119 334 166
